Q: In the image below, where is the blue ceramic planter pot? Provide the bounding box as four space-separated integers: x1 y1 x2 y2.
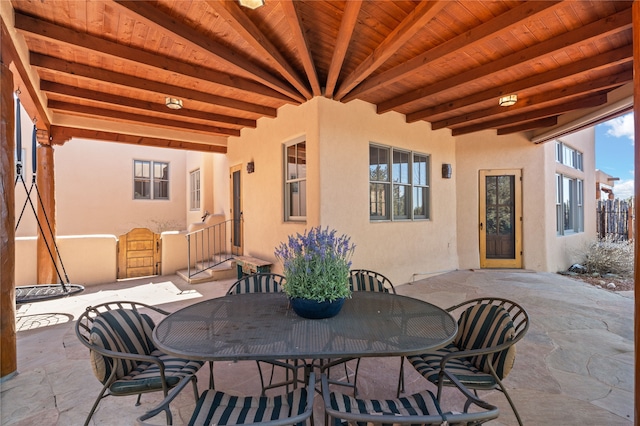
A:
290 297 345 319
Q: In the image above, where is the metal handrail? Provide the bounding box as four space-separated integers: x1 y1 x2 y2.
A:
185 219 238 279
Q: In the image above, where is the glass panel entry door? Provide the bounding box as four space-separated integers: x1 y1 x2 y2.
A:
230 165 243 255
479 170 522 268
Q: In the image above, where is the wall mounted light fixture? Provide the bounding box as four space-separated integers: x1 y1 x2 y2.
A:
247 161 255 173
165 97 183 110
442 163 452 179
498 94 517 107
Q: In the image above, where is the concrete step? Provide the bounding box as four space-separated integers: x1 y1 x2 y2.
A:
176 260 237 284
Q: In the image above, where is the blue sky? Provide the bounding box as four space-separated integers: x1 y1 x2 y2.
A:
595 112 635 200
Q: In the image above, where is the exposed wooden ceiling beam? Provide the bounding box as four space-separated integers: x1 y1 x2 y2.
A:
451 93 608 136
380 7 633 113
407 45 633 123
431 69 632 130
497 117 559 135
48 100 240 137
281 0 321 97
0 17 49 130
13 11 296 105
325 0 362 98
206 0 311 100
334 0 447 101
30 53 277 117
41 81 256 128
114 0 302 102
341 0 564 102
49 125 227 153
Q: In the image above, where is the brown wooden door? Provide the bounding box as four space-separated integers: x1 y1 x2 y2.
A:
117 228 161 279
479 170 522 268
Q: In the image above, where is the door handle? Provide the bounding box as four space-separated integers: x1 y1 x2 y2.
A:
479 223 484 230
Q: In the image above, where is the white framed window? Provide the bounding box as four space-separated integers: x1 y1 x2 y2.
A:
556 173 584 235
284 138 306 221
134 160 169 200
190 169 200 210
370 144 430 221
556 141 583 171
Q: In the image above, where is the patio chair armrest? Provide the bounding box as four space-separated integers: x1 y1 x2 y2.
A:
136 375 195 426
89 345 166 369
441 370 498 411
439 340 514 368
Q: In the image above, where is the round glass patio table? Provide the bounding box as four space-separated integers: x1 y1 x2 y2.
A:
153 292 457 362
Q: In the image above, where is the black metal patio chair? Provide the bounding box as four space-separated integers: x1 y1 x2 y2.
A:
406 297 529 426
137 372 316 426
75 301 203 426
322 371 498 426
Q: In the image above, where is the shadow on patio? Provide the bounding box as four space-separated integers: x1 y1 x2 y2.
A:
0 269 634 425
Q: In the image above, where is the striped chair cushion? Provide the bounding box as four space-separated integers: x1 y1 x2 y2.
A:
407 345 497 389
328 389 443 426
455 304 516 379
188 387 309 425
228 275 283 294
348 274 389 293
89 309 156 384
110 350 204 395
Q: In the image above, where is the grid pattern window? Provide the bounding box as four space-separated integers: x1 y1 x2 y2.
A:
555 141 583 171
284 140 306 221
370 144 430 221
190 169 200 210
134 160 169 200
556 173 584 235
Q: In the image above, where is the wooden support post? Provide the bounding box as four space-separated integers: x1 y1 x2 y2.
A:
36 142 58 284
633 1 639 424
1 61 18 379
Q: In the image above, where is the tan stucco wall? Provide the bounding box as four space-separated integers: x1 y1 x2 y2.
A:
15 235 117 286
53 139 188 236
316 98 458 285
57 235 117 285
455 127 596 272
226 98 459 286
226 99 320 264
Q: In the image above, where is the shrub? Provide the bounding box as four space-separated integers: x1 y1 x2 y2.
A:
582 238 634 276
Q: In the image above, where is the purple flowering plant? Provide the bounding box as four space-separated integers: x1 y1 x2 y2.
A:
274 227 355 302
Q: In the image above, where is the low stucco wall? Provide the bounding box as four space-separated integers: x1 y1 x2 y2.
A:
15 235 117 287
15 237 37 287
57 235 118 286
15 232 191 287
160 231 188 275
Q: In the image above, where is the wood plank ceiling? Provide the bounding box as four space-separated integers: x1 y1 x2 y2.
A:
3 0 635 152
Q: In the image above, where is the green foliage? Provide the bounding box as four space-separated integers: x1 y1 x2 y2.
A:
274 227 355 302
583 237 634 276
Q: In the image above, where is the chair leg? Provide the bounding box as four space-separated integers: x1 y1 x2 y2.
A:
256 361 268 396
191 376 200 401
352 358 360 397
135 393 142 406
396 356 405 398
494 375 524 426
208 361 214 389
83 384 110 426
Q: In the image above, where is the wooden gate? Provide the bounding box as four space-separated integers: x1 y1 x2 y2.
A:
117 228 161 279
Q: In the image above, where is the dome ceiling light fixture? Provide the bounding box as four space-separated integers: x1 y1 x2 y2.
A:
238 0 265 9
499 94 518 107
165 97 183 110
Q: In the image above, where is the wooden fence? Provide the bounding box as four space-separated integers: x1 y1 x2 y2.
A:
596 198 634 241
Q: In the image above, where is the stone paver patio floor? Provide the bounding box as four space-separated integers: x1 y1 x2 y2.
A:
0 269 634 425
